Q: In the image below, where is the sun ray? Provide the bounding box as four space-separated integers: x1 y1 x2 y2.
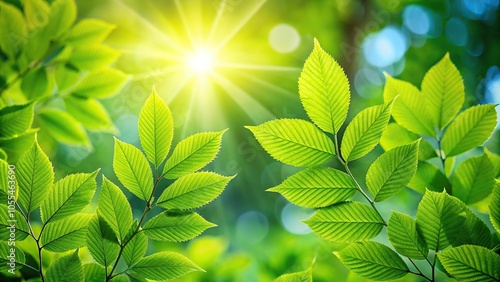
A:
131 65 183 81
207 0 227 45
174 0 196 47
213 0 267 52
211 72 275 124
216 62 302 72
113 0 186 54
238 72 298 96
163 73 194 104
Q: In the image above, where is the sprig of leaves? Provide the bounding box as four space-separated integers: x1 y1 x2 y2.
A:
249 40 499 282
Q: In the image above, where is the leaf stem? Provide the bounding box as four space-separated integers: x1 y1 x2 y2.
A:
408 258 431 281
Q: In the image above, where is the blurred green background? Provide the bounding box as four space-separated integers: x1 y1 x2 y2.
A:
4 0 500 281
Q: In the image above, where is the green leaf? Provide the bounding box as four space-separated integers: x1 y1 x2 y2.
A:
64 96 115 131
275 268 312 282
73 69 127 99
143 211 216 242
485 148 500 178
0 103 34 137
387 211 428 260
381 123 436 161
341 100 394 162
246 119 334 167
407 161 450 194
138 88 174 167
129 252 203 280
86 214 120 268
0 242 25 272
421 53 464 129
0 2 27 58
163 130 227 179
98 176 133 242
156 172 232 210
0 205 30 241
452 154 495 204
40 170 98 224
439 245 500 282
69 45 120 71
39 109 90 146
416 190 465 250
123 221 147 267
298 38 350 134
84 263 106 282
17 141 54 213
65 19 115 45
366 140 420 202
45 250 84 282
23 0 50 30
337 241 409 281
113 138 153 201
490 180 500 233
45 0 77 40
40 214 92 252
21 68 49 100
267 167 357 208
55 64 79 92
303 201 384 242
442 105 497 157
0 129 37 163
0 148 6 161
383 74 434 136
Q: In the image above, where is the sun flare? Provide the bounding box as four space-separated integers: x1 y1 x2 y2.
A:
186 49 215 75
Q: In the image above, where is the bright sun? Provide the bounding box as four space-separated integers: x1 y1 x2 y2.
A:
186 49 215 75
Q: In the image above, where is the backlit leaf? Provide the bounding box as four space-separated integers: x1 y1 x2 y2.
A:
0 129 37 163
69 45 120 71
123 221 147 267
86 214 120 268
143 211 216 242
452 154 495 204
407 161 450 194
129 252 203 280
489 180 500 233
275 268 312 282
439 245 500 282
45 250 84 282
0 205 30 241
21 68 49 100
45 0 76 40
0 242 25 272
40 214 92 252
73 68 127 99
0 2 27 58
0 103 34 138
64 96 115 131
387 211 428 260
65 19 115 45
39 109 90 146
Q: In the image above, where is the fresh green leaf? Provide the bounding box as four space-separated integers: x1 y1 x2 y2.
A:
45 0 77 40
442 105 497 157
0 103 34 137
23 0 50 30
69 45 120 71
416 190 465 250
40 214 92 252
139 88 174 167
421 53 464 129
21 68 49 100
490 180 500 233
0 2 27 58
304 201 384 242
86 214 120 268
246 119 334 167
0 129 37 163
0 205 30 241
485 148 500 177
341 100 394 162
72 68 127 99
55 64 79 91
407 161 450 194
0 242 25 272
98 176 133 242
366 140 420 202
45 250 84 282
387 211 428 260
337 241 409 281
143 211 216 242
163 130 227 178
38 109 90 146
40 170 98 224
17 141 54 213
84 263 106 282
123 221 147 267
381 123 436 161
156 172 232 209
64 96 115 131
452 154 495 204
298 38 350 134
129 252 203 280
267 167 357 208
439 245 500 281
383 74 434 136
65 18 115 45
0 148 6 161
113 138 153 201
275 268 312 282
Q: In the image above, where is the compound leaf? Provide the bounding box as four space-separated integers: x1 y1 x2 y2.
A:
143 211 216 242
246 119 334 167
129 252 203 280
298 38 350 134
337 241 409 281
268 167 357 208
304 201 384 242
113 138 153 201
341 100 394 162
439 245 500 282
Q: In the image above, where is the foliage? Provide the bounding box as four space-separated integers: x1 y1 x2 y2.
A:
0 0 127 162
0 88 232 281
248 39 499 281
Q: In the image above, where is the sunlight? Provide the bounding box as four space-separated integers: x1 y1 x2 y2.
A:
186 48 215 75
